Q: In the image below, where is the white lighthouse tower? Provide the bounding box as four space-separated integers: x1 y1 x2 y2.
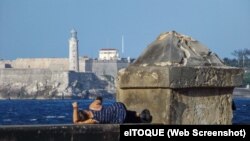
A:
69 29 79 72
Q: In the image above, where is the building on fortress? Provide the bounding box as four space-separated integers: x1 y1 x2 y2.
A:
98 48 119 60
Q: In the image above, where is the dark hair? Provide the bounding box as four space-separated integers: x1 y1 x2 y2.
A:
78 110 89 121
96 96 103 103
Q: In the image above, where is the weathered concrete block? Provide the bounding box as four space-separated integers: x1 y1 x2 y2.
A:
118 66 242 88
116 31 243 124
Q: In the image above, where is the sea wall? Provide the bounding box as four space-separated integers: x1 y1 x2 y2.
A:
0 69 113 99
0 124 120 141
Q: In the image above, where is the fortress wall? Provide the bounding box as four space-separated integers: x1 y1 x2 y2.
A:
79 58 91 72
91 60 129 79
83 59 93 72
0 69 114 99
0 58 89 72
92 60 118 78
0 60 13 68
0 58 129 99
0 69 54 85
11 58 69 71
117 61 129 71
0 69 69 99
50 71 70 93
68 72 110 90
0 58 129 76
68 72 94 82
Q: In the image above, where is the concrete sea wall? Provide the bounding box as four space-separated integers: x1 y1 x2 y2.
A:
0 124 120 141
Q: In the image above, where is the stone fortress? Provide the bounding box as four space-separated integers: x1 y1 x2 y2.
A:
0 29 131 99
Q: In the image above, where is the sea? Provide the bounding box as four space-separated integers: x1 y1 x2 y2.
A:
0 97 249 125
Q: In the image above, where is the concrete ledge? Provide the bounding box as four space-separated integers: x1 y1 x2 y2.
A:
0 124 120 141
118 66 243 88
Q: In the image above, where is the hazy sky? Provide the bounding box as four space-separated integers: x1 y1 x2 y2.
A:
0 0 249 60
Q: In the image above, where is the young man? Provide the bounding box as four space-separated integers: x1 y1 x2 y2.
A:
72 97 152 124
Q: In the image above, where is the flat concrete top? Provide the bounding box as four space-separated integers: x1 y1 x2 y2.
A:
118 66 243 88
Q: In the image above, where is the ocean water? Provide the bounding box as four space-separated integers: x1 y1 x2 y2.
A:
233 97 250 124
0 98 249 125
0 99 114 125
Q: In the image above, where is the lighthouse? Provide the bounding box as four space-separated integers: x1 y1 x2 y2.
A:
69 29 79 72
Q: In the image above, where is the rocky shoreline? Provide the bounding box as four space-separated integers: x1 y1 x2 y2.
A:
0 69 115 100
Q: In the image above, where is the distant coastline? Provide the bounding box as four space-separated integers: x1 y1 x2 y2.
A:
233 87 250 98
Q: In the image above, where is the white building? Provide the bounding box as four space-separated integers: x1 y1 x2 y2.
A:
98 48 119 60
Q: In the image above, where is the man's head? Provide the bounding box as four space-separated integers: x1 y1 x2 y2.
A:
140 109 152 123
95 96 103 104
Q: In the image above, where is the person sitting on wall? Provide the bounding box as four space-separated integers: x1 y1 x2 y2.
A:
72 96 152 124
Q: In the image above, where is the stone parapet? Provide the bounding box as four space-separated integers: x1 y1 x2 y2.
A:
118 66 243 89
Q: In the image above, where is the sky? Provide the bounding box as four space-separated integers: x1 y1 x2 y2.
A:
0 0 249 60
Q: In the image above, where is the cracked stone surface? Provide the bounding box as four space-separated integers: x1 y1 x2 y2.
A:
133 31 224 67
